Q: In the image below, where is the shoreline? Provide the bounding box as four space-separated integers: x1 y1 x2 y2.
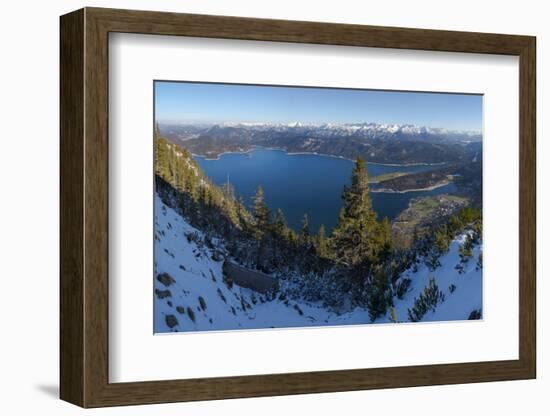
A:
371 181 453 194
193 148 256 161
193 146 448 167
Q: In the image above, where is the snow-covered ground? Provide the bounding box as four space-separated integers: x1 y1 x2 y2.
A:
154 194 482 333
379 233 482 323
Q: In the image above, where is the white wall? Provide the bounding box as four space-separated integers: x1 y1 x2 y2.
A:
0 0 545 414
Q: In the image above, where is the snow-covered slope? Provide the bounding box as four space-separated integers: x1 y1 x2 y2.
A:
378 234 482 323
154 195 482 333
154 194 362 333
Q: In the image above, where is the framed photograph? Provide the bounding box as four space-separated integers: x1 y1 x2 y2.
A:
60 7 536 407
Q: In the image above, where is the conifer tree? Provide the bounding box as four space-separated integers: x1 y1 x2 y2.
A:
184 168 198 200
407 277 445 322
219 177 238 223
154 123 161 169
221 176 235 200
365 264 393 321
155 135 170 179
199 185 211 208
236 195 249 230
435 226 450 253
315 224 329 258
301 213 310 244
331 157 381 269
377 217 392 256
273 208 287 237
253 186 270 239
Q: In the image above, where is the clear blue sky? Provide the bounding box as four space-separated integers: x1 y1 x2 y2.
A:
155 81 483 131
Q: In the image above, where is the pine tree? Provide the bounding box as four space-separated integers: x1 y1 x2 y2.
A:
154 123 161 172
253 186 270 239
365 264 392 321
221 175 235 200
435 226 450 253
407 277 446 322
273 208 287 237
199 185 211 208
155 135 170 179
331 157 381 270
315 224 329 258
459 235 474 262
219 177 238 223
234 195 249 230
377 216 392 255
301 213 310 244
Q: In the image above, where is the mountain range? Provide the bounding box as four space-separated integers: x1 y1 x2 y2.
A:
159 122 482 164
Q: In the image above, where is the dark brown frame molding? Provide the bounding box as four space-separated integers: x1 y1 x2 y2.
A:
60 7 536 408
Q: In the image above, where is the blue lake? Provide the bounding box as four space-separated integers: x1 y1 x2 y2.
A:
195 148 456 233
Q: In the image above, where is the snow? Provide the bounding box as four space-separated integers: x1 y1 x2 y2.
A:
378 233 482 323
154 194 359 333
154 194 482 333
166 121 481 138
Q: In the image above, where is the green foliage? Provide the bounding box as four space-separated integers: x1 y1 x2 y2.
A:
301 214 311 244
155 136 244 230
407 277 446 322
435 226 450 252
236 195 250 231
459 235 474 261
253 186 270 239
315 224 330 258
411 205 482 272
395 277 412 299
365 265 393 322
272 208 287 236
221 176 235 200
456 234 475 273
425 247 442 272
331 158 391 273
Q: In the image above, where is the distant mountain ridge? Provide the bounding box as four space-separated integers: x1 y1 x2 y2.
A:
160 121 482 165
161 121 481 141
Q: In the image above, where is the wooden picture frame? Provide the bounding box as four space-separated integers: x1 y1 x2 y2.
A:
60 7 536 408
